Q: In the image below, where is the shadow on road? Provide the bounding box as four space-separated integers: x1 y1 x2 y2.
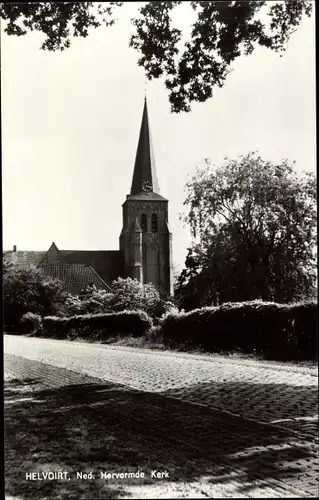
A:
4 372 318 499
162 379 318 436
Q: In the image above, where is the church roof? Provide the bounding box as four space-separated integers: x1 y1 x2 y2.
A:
38 264 111 294
130 98 160 196
60 250 124 285
3 249 125 288
4 251 46 267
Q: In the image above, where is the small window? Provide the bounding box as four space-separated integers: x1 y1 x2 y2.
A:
151 213 158 232
141 213 147 232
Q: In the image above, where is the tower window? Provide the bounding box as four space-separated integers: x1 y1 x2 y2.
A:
141 213 147 232
151 213 158 232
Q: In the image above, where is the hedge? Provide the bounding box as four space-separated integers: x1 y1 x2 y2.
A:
160 300 318 360
19 312 42 335
42 310 153 339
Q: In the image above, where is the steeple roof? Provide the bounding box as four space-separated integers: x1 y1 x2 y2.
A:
130 98 160 195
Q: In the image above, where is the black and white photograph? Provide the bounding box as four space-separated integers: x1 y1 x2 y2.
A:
2 1 318 498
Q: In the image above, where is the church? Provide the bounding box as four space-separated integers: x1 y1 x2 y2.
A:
5 98 173 297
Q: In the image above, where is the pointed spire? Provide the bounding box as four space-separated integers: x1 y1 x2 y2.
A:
130 98 160 195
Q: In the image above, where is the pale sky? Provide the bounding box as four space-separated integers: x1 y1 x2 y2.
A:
1 2 316 272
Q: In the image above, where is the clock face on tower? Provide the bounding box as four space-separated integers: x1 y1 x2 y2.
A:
141 181 152 193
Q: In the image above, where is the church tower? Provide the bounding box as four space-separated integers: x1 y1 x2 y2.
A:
120 98 173 296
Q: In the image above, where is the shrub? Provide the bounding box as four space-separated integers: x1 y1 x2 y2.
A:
289 300 318 359
145 325 163 344
160 306 216 348
61 280 169 319
109 278 166 318
81 293 114 315
159 302 181 321
160 300 318 360
69 287 115 315
3 260 65 329
42 316 69 338
19 312 42 335
60 294 84 316
42 310 153 339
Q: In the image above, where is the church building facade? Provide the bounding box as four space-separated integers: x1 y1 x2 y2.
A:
4 99 173 297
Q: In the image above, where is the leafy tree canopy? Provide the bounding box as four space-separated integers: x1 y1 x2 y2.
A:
61 278 170 318
0 1 313 112
3 259 65 328
108 277 166 318
176 153 317 309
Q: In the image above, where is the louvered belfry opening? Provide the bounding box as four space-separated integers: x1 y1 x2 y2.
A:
141 213 147 232
151 213 158 232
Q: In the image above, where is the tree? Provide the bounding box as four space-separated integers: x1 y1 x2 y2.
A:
60 278 168 318
63 285 114 315
109 277 165 318
175 153 317 308
0 1 313 112
3 260 65 328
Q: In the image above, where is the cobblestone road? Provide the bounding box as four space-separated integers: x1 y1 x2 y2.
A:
4 335 319 498
4 335 318 438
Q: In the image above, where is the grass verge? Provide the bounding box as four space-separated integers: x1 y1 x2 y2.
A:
37 328 318 369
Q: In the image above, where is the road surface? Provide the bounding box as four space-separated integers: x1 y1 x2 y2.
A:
4 335 319 499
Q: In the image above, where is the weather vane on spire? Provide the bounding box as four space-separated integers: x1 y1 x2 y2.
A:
144 73 147 100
